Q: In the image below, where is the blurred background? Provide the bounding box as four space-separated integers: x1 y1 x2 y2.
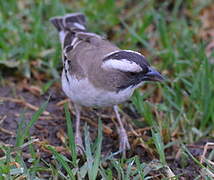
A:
0 0 213 179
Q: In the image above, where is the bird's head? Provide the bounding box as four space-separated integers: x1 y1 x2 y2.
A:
102 50 164 90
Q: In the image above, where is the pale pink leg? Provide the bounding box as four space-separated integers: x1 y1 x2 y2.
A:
113 105 130 156
74 104 84 154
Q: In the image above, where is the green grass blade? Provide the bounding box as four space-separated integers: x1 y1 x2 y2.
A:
91 119 103 180
64 103 77 166
152 129 166 165
84 124 93 180
135 156 145 179
47 146 75 180
16 100 49 146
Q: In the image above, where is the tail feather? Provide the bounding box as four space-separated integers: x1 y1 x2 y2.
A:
63 13 86 30
50 17 64 31
50 12 86 32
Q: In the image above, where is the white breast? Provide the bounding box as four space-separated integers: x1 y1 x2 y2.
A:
61 70 135 107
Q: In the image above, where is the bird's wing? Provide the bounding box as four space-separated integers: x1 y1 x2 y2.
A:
64 32 120 78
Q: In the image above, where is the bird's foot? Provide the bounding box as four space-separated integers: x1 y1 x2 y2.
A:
118 128 130 156
75 134 84 155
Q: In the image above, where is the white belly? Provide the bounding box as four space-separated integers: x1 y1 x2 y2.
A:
61 70 134 107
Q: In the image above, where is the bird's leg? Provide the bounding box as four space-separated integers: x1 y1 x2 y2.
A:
74 104 84 154
113 105 130 156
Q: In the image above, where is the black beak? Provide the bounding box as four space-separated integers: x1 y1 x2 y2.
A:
143 67 164 82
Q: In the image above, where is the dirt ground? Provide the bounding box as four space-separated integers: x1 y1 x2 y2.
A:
0 81 212 179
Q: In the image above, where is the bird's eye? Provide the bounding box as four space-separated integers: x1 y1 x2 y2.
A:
143 67 149 74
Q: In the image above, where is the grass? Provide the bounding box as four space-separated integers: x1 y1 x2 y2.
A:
0 0 214 179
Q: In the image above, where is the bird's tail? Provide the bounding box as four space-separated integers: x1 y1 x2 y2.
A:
50 13 86 46
50 12 86 32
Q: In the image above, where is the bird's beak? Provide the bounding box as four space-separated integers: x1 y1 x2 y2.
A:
143 67 164 82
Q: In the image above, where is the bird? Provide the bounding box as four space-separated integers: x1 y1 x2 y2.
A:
50 12 164 155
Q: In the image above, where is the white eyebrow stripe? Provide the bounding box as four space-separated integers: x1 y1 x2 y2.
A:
101 59 142 72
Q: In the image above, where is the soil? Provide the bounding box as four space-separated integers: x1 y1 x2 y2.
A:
0 82 212 179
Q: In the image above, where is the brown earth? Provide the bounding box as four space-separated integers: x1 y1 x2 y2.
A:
0 81 212 179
